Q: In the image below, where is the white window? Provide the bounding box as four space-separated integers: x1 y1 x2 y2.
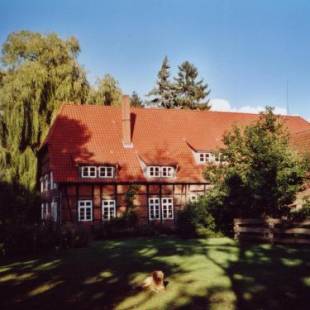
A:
81 166 97 178
78 200 93 221
162 166 174 177
198 153 211 163
147 166 160 177
148 197 161 220
98 166 114 178
44 174 49 191
51 201 57 222
41 203 49 220
102 200 116 221
146 166 175 178
148 197 174 220
49 171 57 189
161 197 174 219
40 178 44 193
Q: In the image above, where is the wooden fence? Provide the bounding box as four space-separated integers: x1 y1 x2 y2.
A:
234 218 310 245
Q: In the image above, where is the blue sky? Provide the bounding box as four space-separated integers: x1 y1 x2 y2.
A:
1 0 310 120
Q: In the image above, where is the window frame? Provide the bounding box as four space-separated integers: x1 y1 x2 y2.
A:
146 166 175 178
44 174 49 191
101 199 116 221
197 152 224 164
98 166 115 178
148 197 161 220
161 197 174 220
41 202 49 220
51 200 57 222
81 166 97 178
40 178 44 193
78 200 93 222
148 197 174 220
147 166 161 177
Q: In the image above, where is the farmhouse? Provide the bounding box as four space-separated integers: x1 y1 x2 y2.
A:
38 96 310 226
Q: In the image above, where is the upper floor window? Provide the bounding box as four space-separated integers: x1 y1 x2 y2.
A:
80 166 115 178
81 166 97 178
197 152 223 164
146 166 175 178
40 178 44 193
98 166 114 178
44 174 49 190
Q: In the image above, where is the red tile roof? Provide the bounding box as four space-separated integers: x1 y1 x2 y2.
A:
290 129 310 156
43 104 310 183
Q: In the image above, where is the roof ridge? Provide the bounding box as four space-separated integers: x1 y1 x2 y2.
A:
59 103 307 120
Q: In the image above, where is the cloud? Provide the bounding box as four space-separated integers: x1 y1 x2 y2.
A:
209 98 287 115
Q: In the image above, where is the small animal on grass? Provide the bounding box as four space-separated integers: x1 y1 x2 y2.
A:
141 270 168 293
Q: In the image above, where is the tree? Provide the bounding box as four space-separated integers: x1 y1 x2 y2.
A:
203 107 307 218
0 31 89 217
130 91 143 107
174 61 211 110
87 74 122 106
147 56 176 108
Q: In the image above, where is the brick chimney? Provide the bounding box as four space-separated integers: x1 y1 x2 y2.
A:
122 95 133 148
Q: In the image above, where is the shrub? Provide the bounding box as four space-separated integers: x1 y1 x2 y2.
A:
176 202 218 238
289 197 310 221
1 221 91 256
59 223 91 248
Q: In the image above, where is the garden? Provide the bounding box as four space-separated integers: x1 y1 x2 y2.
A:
1 237 310 310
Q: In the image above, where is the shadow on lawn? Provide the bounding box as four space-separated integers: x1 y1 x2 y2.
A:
1 238 310 310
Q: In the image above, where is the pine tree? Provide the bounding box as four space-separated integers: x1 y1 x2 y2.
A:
87 74 122 106
130 91 143 107
174 61 211 110
147 56 176 108
0 31 89 193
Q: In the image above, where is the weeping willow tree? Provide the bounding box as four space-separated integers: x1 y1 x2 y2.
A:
87 74 122 106
0 31 89 221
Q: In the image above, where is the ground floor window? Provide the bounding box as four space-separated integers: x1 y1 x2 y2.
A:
149 198 160 220
51 201 57 222
148 197 174 220
78 200 93 221
102 200 116 221
161 197 174 219
41 203 49 220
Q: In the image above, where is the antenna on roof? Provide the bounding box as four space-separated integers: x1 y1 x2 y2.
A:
286 80 290 115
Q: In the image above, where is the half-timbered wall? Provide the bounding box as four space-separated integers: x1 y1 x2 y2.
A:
59 182 210 226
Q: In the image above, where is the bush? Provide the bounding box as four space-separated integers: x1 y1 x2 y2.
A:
176 202 218 238
1 221 91 256
60 223 91 248
289 197 310 221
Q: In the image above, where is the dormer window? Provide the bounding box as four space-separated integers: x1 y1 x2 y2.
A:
146 166 175 178
80 165 115 178
98 166 114 178
197 152 224 164
81 166 97 178
162 166 174 177
148 166 160 177
199 153 210 163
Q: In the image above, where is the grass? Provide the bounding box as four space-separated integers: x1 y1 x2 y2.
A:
1 237 310 309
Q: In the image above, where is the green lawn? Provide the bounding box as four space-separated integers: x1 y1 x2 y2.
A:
1 237 310 310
